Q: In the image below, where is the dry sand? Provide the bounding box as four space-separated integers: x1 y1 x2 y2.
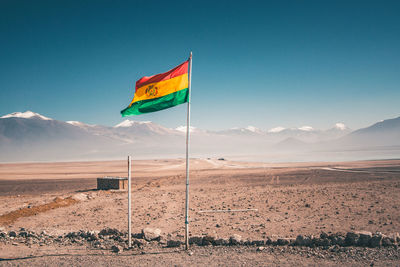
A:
0 158 399 266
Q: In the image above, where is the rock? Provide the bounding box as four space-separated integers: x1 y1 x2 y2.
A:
277 238 291 246
295 235 312 247
87 232 99 241
345 232 359 246
230 234 242 245
257 246 265 251
265 237 273 245
65 232 78 239
8 231 17 238
111 245 122 253
99 228 122 236
71 193 88 201
370 234 383 248
320 232 329 239
132 238 143 246
142 228 161 241
243 239 252 246
251 240 265 246
0 231 6 238
114 235 124 242
313 238 331 247
202 235 215 246
382 236 393 247
356 231 372 247
189 236 203 246
93 241 102 248
214 238 229 246
167 240 181 247
18 231 28 238
387 233 399 244
329 234 345 246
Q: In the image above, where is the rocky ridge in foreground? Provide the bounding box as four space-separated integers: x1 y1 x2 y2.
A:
1 228 399 252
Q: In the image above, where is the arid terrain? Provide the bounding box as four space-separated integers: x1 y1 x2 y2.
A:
0 158 399 266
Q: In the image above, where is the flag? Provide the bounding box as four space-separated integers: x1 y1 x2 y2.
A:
121 60 189 116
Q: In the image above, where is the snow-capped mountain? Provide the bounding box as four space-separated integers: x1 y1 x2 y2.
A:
268 126 285 133
337 117 400 147
216 126 265 136
1 111 52 120
0 110 399 162
114 119 177 136
114 120 152 128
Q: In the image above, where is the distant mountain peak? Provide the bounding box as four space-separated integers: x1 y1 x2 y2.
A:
245 126 259 132
268 126 286 133
66 121 95 127
0 111 52 120
334 122 347 130
298 126 314 131
114 119 152 128
176 126 197 133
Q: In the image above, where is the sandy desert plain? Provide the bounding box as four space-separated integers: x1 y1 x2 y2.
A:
0 158 399 266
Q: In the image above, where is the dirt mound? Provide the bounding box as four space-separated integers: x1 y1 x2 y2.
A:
0 197 78 226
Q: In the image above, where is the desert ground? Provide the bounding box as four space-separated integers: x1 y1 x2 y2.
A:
0 158 399 266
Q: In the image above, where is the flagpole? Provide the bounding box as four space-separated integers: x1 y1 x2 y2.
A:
185 52 192 250
128 155 132 248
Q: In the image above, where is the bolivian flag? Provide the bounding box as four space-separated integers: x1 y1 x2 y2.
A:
121 60 189 116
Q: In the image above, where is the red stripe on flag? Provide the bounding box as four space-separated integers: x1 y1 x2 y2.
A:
135 60 189 91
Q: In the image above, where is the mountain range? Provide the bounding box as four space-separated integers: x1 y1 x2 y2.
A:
0 111 399 162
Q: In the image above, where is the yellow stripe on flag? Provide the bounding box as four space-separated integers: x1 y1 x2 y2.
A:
130 73 188 105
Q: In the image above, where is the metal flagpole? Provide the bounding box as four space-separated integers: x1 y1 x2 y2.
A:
128 155 132 248
185 52 192 250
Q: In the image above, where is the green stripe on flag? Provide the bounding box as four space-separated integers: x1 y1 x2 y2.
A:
121 88 189 116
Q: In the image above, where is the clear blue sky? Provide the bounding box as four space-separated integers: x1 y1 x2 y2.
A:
1 0 399 131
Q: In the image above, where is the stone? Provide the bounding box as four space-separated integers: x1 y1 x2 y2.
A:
189 236 203 246
356 231 372 247
99 228 122 236
214 238 229 246
313 238 331 247
387 233 399 244
320 232 329 239
167 240 181 247
230 234 242 245
19 231 28 238
295 235 312 247
265 237 273 245
370 235 383 248
8 231 17 238
71 193 88 201
202 235 215 246
330 234 345 246
345 232 359 246
142 228 161 241
243 239 252 246
93 241 102 248
382 236 393 247
251 240 265 246
111 245 122 253
132 238 144 247
257 246 265 251
277 238 291 246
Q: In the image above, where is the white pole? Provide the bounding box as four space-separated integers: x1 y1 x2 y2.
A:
185 52 192 250
128 155 132 248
